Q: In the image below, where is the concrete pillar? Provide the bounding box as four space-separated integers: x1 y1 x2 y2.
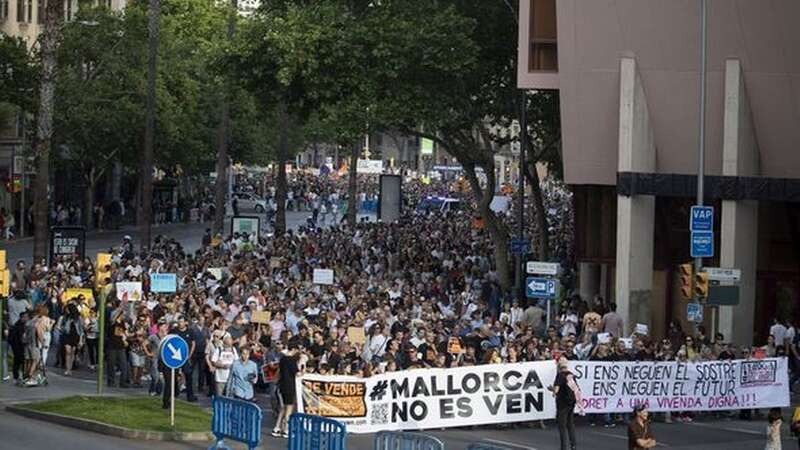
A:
579 262 600 301
615 57 656 333
719 59 760 345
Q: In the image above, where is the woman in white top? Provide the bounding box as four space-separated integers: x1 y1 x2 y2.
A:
210 336 238 396
765 409 782 450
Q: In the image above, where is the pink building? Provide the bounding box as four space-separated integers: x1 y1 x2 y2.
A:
518 0 800 344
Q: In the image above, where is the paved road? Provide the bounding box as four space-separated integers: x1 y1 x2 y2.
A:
1 372 797 450
2 211 374 263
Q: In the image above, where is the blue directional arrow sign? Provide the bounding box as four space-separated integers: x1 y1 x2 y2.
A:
526 277 558 299
160 334 189 370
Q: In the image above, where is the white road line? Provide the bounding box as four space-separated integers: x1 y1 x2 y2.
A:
481 438 538 450
685 421 763 436
589 431 669 447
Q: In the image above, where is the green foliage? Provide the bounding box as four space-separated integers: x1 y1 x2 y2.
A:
53 1 275 182
0 32 37 111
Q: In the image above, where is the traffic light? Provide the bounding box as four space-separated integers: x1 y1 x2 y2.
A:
679 263 693 298
0 269 9 297
96 253 112 289
0 249 6 271
695 272 709 299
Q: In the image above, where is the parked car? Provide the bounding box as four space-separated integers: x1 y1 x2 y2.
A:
233 192 268 213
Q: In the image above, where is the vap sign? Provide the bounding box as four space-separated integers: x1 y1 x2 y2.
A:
690 206 714 231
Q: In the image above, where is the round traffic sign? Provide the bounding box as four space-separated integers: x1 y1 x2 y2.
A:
160 334 189 369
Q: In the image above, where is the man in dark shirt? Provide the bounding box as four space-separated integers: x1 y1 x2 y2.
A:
272 342 301 438
173 315 197 402
628 404 656 449
107 310 131 388
551 359 579 450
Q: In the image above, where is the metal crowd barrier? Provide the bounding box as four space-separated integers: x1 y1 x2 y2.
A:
373 430 445 450
208 396 263 450
288 413 348 450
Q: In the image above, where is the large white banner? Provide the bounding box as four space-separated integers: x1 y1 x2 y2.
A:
296 361 557 434
570 358 790 413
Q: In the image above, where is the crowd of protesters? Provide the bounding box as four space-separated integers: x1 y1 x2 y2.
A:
1 172 798 445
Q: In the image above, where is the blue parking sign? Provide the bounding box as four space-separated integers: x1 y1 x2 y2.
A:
526 277 558 299
690 206 713 232
691 231 714 258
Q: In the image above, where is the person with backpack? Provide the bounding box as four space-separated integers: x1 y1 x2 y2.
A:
550 357 583 450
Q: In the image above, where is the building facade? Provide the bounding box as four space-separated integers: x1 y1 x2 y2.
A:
518 0 800 344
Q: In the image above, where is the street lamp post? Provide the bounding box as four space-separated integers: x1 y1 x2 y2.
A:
140 0 160 254
694 0 707 294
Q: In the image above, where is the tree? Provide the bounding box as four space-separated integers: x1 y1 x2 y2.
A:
55 8 145 230
32 0 64 262
0 32 36 113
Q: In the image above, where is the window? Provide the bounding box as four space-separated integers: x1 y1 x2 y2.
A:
16 0 24 21
36 0 42 23
0 0 8 21
528 0 558 72
65 0 72 21
26 0 31 22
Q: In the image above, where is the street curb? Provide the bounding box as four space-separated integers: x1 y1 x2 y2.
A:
5 405 213 442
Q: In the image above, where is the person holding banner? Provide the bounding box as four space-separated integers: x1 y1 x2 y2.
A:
551 357 582 450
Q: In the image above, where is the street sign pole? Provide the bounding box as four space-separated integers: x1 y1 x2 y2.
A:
0 297 5 381
694 0 708 300
170 368 175 427
97 295 105 394
159 334 188 429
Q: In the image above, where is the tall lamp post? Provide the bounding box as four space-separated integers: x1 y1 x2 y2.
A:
694 0 707 298
140 0 160 254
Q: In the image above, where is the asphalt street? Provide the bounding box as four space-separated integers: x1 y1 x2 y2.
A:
0 370 797 450
1 211 373 264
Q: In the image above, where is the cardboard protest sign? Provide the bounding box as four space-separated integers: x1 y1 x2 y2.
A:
64 288 95 306
313 269 335 285
208 268 223 280
635 323 649 335
269 257 282 269
448 337 463 354
251 310 271 324
597 332 611 344
116 281 143 301
347 326 366 345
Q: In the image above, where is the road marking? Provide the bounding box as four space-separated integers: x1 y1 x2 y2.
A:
481 438 538 450
685 421 763 436
589 431 669 447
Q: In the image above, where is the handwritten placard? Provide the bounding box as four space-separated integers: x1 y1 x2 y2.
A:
313 269 334 285
251 310 271 324
347 326 366 345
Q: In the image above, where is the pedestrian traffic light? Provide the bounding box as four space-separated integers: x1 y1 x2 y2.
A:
695 272 709 299
96 253 112 289
679 263 693 298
